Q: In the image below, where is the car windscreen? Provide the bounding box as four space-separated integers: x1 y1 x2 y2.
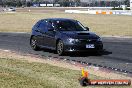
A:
54 20 87 31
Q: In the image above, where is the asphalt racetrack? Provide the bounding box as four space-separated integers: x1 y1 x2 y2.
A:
0 32 132 74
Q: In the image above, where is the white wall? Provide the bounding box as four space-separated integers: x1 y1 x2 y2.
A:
130 0 132 10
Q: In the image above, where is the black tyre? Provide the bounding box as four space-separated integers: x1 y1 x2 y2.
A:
79 77 90 86
57 40 64 56
30 36 40 51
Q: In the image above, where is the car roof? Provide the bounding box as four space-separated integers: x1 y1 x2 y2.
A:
43 18 76 22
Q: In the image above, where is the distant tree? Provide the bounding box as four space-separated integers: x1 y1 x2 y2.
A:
16 1 22 7
54 0 59 3
0 0 2 4
124 0 130 6
5 0 16 7
21 0 26 6
94 1 98 7
106 1 110 7
111 1 117 7
100 1 105 7
32 0 38 2
26 1 31 7
59 0 70 7
74 0 80 6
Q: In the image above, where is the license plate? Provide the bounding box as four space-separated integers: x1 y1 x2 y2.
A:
86 44 95 48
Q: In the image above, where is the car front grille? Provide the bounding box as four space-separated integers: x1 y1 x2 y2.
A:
79 39 97 43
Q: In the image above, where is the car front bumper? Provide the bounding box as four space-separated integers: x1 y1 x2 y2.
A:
64 42 103 52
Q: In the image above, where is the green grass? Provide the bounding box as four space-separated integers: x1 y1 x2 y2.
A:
0 58 93 88
0 12 132 36
0 58 131 88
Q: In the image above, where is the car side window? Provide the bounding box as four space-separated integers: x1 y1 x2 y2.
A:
38 20 48 32
47 21 54 30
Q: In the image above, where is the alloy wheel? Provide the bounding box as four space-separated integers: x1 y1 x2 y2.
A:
30 37 39 50
57 40 64 55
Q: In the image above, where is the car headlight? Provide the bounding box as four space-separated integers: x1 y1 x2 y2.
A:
67 38 79 43
97 37 102 41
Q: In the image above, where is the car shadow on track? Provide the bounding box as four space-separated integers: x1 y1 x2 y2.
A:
65 49 112 57
40 48 112 57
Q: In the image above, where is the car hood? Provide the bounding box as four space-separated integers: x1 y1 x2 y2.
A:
60 31 99 39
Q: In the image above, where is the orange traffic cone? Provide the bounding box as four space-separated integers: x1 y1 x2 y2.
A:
82 68 88 78
79 68 91 86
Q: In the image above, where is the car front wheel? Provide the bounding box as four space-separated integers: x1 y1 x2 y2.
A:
57 40 64 56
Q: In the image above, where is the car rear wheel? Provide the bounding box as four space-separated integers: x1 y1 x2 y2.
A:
30 36 40 51
57 40 64 56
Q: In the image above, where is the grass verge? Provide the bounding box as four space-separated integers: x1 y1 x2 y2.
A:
0 58 94 88
0 12 132 36
0 49 131 88
0 57 131 88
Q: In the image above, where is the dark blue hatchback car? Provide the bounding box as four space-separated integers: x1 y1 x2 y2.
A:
30 18 103 55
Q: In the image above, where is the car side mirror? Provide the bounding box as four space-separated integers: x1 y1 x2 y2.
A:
85 27 89 31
